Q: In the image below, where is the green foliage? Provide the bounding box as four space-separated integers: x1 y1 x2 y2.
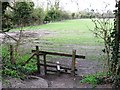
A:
2 45 37 79
44 6 71 22
110 2 120 88
44 14 51 22
112 74 120 88
46 7 60 21
71 13 75 19
12 2 34 27
60 10 71 20
2 68 19 78
2 46 19 78
17 54 37 74
2 14 13 32
80 75 98 87
32 7 45 25
1 2 13 32
80 72 107 88
23 62 37 74
1 1 71 31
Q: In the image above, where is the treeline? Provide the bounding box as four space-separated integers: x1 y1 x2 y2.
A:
71 10 114 19
4 1 71 29
2 1 114 32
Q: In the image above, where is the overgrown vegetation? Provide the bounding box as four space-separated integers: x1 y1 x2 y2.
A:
110 1 120 88
90 15 113 71
87 1 120 88
1 2 13 32
80 72 111 88
2 45 37 79
12 2 34 27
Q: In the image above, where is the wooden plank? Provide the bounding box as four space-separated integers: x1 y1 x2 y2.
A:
40 63 56 68
71 49 76 76
46 69 71 74
42 61 69 67
56 61 61 75
56 61 60 71
43 54 47 75
22 53 35 66
32 50 85 59
36 46 40 74
39 63 77 71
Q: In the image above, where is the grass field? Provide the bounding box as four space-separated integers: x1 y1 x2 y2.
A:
10 19 106 61
12 19 94 31
12 19 103 46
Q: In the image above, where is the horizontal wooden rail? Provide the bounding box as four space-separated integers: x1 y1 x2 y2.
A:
22 53 36 66
32 50 85 59
40 60 69 67
46 69 71 74
39 63 77 71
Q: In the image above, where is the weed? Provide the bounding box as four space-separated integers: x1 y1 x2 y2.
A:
2 45 37 79
80 74 98 88
80 72 108 88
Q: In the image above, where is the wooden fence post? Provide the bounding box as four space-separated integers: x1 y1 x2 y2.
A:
43 54 47 75
71 49 76 76
36 46 40 74
10 45 15 64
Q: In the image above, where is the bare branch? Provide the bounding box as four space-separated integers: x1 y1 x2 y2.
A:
3 32 18 42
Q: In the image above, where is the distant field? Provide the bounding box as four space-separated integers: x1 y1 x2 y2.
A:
12 19 94 31
12 19 104 45
8 19 110 62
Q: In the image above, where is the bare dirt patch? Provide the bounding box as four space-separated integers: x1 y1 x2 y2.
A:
2 76 48 88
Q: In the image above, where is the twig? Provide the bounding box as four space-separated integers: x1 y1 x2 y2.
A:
2 32 18 42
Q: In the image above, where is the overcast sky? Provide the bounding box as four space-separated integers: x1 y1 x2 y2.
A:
32 0 116 12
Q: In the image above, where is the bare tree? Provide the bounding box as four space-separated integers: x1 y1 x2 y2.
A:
90 5 114 71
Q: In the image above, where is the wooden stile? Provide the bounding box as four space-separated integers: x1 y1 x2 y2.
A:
31 46 85 75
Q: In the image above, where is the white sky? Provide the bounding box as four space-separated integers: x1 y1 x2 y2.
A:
33 0 116 12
